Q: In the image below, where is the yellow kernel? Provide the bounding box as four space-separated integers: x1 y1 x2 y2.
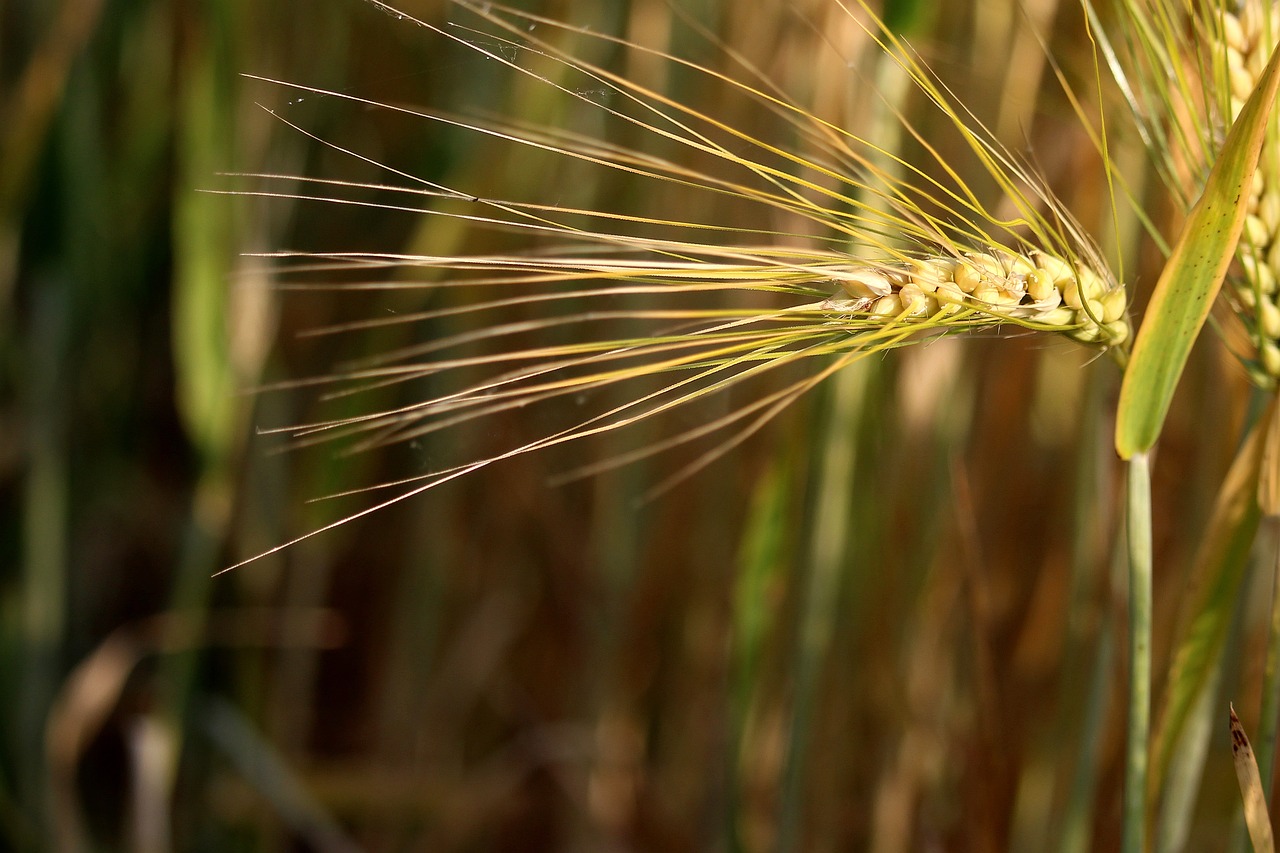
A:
872 294 902 316
898 283 931 316
884 267 912 287
994 250 1035 277
1261 264 1278 296
1245 213 1270 247
1231 64 1256 101
1062 280 1083 309
1239 285 1259 309
1264 342 1280 377
1260 191 1280 233
838 269 894 299
933 282 965 315
954 262 982 293
969 252 1005 278
906 258 953 292
1077 266 1106 301
1071 314 1103 342
1224 13 1248 52
1267 241 1280 283
904 261 936 292
1262 298 1280 339
1241 254 1278 294
1035 306 1076 327
1241 4 1262 42
1033 252 1074 284
1085 297 1107 322
1104 320 1130 345
1102 289 1127 324
972 284 1001 304
992 287 1022 306
1227 45 1247 73
1026 268 1057 302
1035 286 1063 311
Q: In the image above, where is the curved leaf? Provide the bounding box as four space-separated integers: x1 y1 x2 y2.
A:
1116 40 1280 459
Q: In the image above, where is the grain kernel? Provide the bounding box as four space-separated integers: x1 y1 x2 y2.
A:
1264 342 1280 377
1062 280 1083 309
1026 268 1057 302
1245 213 1269 247
1262 298 1280 339
1241 254 1277 294
1071 316 1103 342
1105 320 1130 345
838 269 894 299
1033 252 1074 284
970 252 1006 280
1228 45 1246 72
954 262 982 293
872 294 902 316
1102 289 1127 323
1077 266 1106 301
907 258 953 292
1260 190 1280 232
1035 306 1076 327
1224 12 1248 52
898 283 932 316
1232 64 1257 101
972 284 1001 304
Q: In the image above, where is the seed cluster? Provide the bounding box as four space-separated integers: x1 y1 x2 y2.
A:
1221 2 1280 375
822 249 1129 345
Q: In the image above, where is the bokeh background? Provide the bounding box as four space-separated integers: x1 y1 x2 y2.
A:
1 0 1267 850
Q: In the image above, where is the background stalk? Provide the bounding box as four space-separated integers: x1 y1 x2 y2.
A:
1257 521 1280 798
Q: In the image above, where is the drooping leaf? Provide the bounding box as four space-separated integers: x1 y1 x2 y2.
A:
1231 705 1277 853
1115 40 1280 459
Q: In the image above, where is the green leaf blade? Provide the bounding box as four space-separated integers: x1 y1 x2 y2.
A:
1115 40 1280 459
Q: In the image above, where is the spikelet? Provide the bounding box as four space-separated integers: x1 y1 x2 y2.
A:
225 0 1132 565
822 249 1127 345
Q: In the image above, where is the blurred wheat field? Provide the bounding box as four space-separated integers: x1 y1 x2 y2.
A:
5 0 1280 850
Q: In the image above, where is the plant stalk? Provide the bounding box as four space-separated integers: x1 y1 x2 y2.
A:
1125 451 1153 853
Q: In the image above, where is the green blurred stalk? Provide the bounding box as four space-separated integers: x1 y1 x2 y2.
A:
1157 651 1225 852
777 364 867 853
1056 373 1115 853
19 287 68 840
1124 452 1153 853
727 454 791 852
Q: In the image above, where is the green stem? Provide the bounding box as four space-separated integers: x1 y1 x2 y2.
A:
777 365 866 853
1124 452 1153 853
1126 455 1157 850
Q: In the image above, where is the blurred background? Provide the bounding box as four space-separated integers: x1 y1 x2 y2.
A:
0 0 1267 850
